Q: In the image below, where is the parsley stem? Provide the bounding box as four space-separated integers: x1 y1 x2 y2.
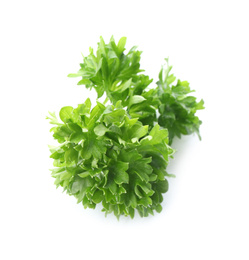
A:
103 96 109 105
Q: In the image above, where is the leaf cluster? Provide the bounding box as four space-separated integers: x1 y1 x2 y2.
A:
68 36 156 127
48 99 173 218
156 60 205 144
48 36 204 218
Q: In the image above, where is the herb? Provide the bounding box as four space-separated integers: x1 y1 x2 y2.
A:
47 36 204 218
155 59 205 144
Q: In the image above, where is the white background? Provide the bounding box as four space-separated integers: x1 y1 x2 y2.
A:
1 0 249 259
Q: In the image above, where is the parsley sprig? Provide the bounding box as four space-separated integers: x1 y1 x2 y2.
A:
47 36 204 218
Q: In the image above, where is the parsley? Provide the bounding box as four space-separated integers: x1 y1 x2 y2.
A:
47 36 204 218
156 59 205 144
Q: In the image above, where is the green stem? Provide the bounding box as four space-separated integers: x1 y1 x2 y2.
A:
103 96 109 105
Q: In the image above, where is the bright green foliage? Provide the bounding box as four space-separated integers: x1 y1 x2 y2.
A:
156 59 205 144
68 36 156 128
48 36 204 219
68 36 148 102
48 99 174 218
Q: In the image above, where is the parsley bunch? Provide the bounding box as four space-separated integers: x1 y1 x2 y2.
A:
47 36 204 218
